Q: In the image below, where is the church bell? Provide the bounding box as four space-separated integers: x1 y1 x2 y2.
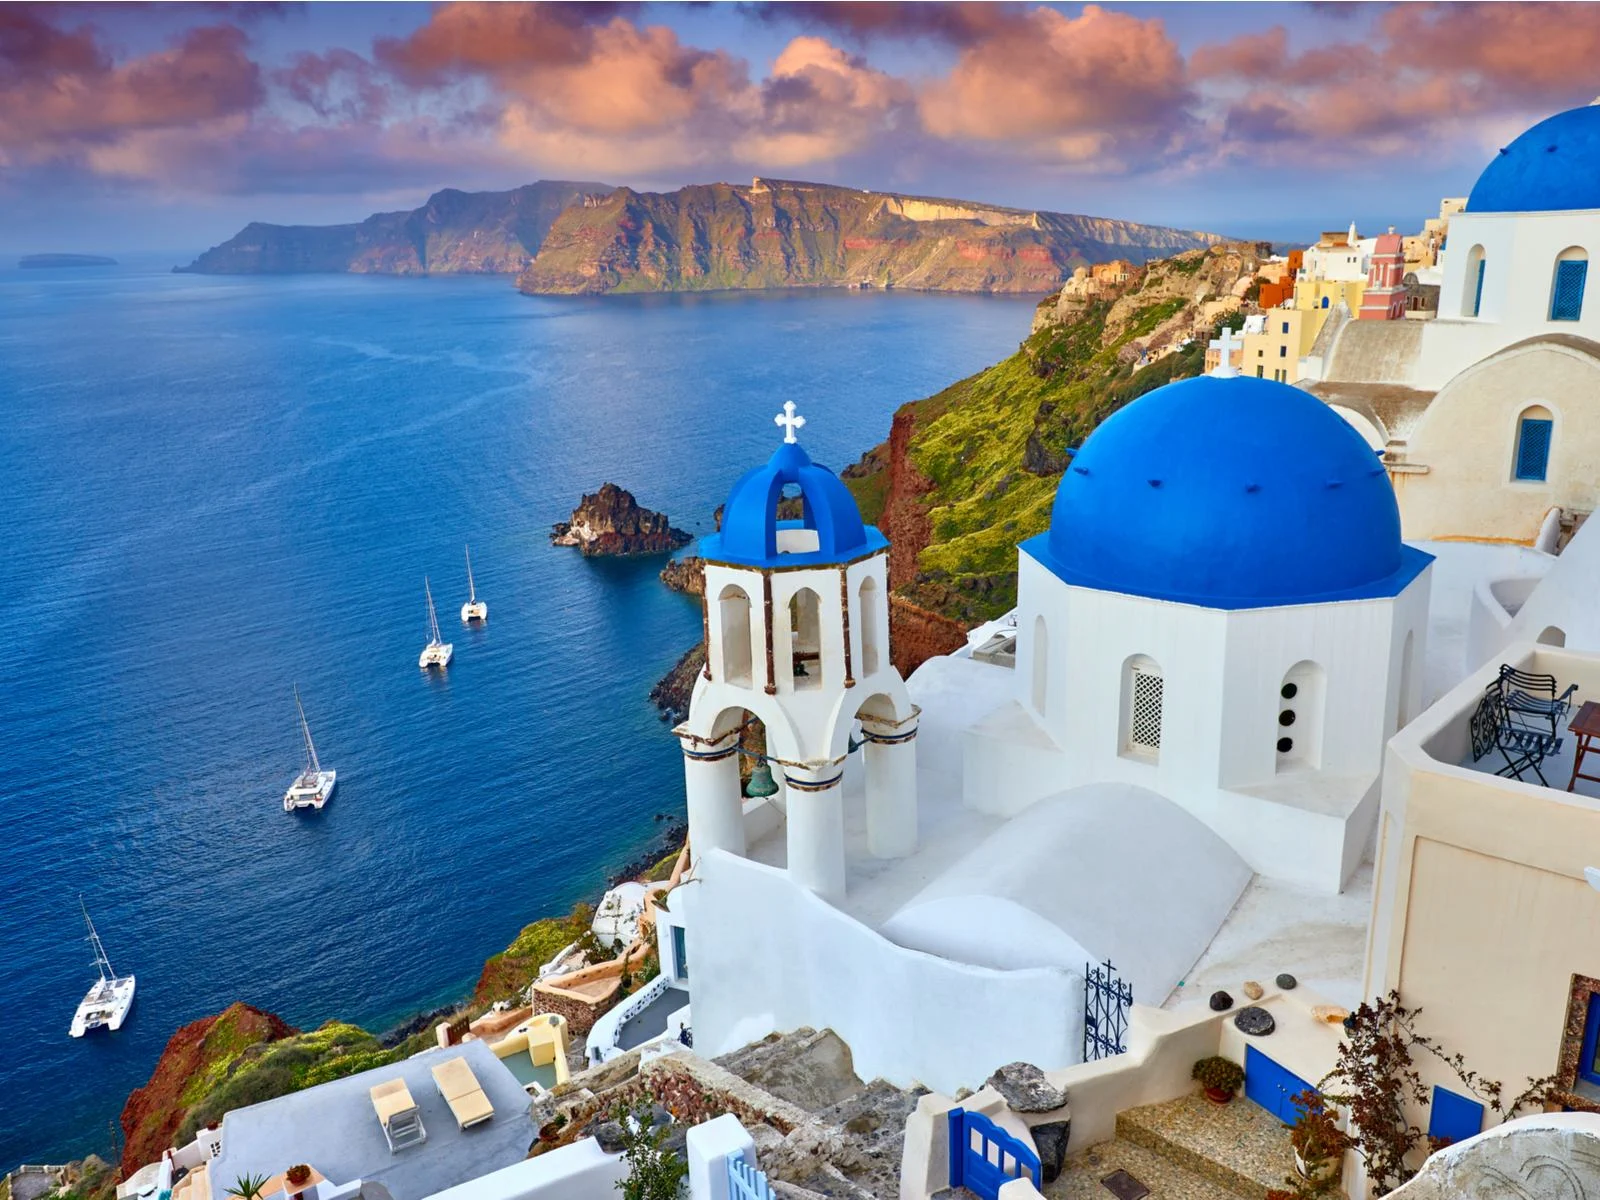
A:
744 761 779 798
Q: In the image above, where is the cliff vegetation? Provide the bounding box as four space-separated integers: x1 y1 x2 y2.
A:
852 242 1272 638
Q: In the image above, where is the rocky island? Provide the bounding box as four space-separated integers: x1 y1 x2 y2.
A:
551 483 692 556
20 253 117 268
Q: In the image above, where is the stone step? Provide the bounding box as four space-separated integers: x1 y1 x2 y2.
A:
1044 1137 1255 1200
1114 1092 1299 1200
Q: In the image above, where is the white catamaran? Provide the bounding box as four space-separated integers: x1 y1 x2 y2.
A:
283 686 337 812
460 544 487 624
69 900 135 1038
420 577 453 669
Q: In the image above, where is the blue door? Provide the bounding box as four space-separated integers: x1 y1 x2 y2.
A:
1244 1045 1315 1125
947 1108 1041 1200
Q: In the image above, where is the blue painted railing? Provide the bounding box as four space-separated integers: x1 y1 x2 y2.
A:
728 1151 773 1200
948 1107 1041 1200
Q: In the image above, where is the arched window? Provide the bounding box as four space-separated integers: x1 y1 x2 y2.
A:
1031 615 1049 716
1276 661 1326 772
1120 655 1163 760
1550 247 1589 322
788 587 822 691
774 483 820 554
1462 244 1486 317
1321 295 1330 309
1513 405 1554 482
858 576 881 677
1538 625 1567 647
717 584 753 687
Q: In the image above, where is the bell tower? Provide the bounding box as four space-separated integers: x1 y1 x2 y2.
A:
676 405 918 903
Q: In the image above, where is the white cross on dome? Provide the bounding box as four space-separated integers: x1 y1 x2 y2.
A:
775 401 807 444
1208 327 1241 379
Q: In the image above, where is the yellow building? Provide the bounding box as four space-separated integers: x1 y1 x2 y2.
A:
1368 643 1600 1150
1240 308 1317 384
1294 275 1366 317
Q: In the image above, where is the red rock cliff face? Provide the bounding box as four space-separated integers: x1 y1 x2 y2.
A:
119 1003 295 1175
874 406 969 674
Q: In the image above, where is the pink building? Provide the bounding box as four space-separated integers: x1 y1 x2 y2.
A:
1359 230 1407 320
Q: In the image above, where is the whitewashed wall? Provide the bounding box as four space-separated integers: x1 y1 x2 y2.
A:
994 552 1430 890
1419 209 1600 390
683 851 1083 1093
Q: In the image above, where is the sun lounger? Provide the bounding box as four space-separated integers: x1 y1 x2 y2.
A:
370 1077 427 1151
431 1055 496 1129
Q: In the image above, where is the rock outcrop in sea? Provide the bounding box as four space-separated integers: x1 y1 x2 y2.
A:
518 177 1222 296
659 555 705 596
551 483 691 556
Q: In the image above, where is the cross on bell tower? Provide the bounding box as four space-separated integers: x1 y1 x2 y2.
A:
775 401 806 444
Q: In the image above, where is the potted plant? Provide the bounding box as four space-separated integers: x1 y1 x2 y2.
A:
284 1164 312 1199
1192 1055 1245 1104
226 1175 269 1200
1288 1092 1350 1182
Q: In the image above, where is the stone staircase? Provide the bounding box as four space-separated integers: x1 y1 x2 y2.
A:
1046 1092 1300 1200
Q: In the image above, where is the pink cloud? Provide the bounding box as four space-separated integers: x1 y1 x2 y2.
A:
918 5 1194 166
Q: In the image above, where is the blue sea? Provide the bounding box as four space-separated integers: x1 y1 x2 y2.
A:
0 259 1034 1167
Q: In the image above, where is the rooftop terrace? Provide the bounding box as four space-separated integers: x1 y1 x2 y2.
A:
208 1041 531 1200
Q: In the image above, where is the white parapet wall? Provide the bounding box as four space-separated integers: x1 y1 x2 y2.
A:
685 850 1083 1094
419 1138 626 1200
587 973 674 1065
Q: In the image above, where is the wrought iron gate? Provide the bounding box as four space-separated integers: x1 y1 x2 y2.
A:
1083 958 1132 1061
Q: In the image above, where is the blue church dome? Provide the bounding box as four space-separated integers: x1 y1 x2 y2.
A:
1468 104 1600 213
1021 374 1431 609
700 437 885 569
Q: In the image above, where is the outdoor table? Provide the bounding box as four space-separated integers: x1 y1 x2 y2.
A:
1567 701 1600 792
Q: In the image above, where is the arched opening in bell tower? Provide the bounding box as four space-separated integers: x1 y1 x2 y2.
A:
789 587 823 690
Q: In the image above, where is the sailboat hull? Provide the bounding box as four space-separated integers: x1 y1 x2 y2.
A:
69 974 135 1037
461 601 487 623
419 642 454 669
284 769 337 812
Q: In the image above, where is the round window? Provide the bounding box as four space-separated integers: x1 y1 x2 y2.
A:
1277 737 1294 754
1281 682 1299 700
1279 710 1297 727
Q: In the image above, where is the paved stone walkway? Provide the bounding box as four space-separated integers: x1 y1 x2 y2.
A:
1045 1138 1251 1200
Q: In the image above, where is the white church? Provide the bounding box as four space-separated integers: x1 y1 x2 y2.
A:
650 102 1600 1098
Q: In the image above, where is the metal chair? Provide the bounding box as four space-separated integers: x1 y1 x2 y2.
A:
1495 664 1578 722
1471 683 1564 786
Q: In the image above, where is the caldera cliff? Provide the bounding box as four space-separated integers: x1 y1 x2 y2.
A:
178 181 609 275
518 177 1223 296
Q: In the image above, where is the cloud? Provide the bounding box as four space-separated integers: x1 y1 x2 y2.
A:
918 5 1195 167
0 12 264 157
746 2 1027 47
374 2 638 82
276 48 390 123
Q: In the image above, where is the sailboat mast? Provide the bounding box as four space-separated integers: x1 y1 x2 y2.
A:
465 544 476 603
81 897 115 982
295 686 321 775
426 577 442 643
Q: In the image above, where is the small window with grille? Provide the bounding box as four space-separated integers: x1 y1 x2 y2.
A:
1551 257 1588 322
1515 413 1553 482
1127 665 1164 755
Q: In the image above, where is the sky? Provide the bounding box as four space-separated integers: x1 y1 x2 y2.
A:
4 1 1600 255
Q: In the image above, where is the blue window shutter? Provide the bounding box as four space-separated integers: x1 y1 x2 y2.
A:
1581 994 1600 1084
1552 259 1588 321
1473 258 1486 316
1428 1086 1483 1146
1516 418 1553 481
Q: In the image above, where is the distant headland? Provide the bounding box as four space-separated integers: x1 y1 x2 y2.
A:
175 178 1223 295
20 253 118 268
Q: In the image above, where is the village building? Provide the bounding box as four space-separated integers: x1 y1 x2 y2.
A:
1308 103 1600 546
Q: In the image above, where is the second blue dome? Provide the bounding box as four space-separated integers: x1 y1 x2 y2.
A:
1021 374 1431 609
